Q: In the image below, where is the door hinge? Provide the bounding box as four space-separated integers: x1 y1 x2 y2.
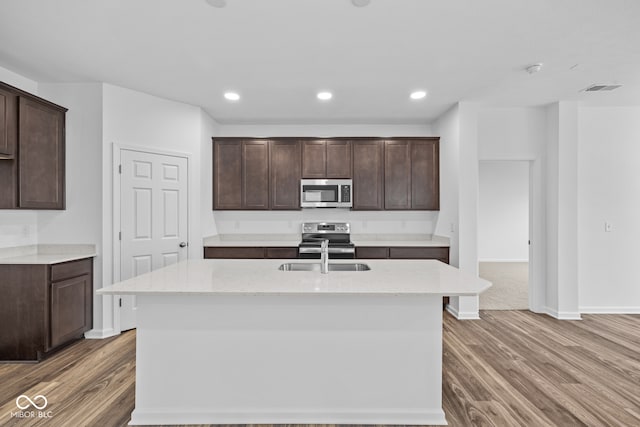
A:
118 164 122 174
119 231 122 241
119 298 122 307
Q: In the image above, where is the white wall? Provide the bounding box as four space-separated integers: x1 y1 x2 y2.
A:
218 123 433 137
37 83 104 328
477 106 547 313
578 106 640 313
433 105 460 267
101 84 207 334
0 66 39 248
214 210 439 235
545 102 580 319
478 161 529 261
200 110 221 240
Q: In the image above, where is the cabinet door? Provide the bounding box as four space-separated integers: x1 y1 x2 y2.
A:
0 86 17 158
0 87 17 207
411 139 439 210
270 140 301 209
355 247 389 259
265 247 299 259
389 247 449 263
384 140 411 209
352 140 384 210
326 140 352 178
213 140 242 209
204 247 265 259
301 140 326 178
50 274 91 349
18 97 65 209
242 140 270 209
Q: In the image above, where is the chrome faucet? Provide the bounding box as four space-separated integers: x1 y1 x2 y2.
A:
320 239 329 274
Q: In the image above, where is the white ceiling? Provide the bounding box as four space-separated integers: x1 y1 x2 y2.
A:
1 0 639 124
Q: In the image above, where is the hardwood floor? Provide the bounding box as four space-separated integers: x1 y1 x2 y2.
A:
0 311 638 426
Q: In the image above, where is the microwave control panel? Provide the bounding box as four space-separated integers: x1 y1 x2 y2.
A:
341 185 351 203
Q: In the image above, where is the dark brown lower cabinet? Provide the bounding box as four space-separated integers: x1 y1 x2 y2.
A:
204 247 298 259
0 258 93 361
356 246 450 309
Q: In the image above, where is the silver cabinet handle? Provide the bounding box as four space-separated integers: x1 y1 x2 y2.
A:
179 242 187 248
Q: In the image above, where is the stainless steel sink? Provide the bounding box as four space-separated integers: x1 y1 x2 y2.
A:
278 262 371 272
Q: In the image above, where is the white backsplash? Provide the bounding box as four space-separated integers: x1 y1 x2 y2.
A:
213 210 439 235
0 211 38 249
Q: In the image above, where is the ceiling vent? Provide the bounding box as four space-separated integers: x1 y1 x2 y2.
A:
584 84 622 92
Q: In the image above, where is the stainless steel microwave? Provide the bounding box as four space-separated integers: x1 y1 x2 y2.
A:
300 179 352 208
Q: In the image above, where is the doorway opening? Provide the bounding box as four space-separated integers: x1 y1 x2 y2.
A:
478 160 530 310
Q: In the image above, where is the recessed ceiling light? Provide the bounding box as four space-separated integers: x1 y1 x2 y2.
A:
410 90 427 100
525 63 543 74
317 91 333 101
352 0 371 7
205 0 227 8
224 92 240 101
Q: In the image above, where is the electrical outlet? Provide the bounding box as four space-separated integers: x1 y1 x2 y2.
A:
605 222 613 232
450 223 455 233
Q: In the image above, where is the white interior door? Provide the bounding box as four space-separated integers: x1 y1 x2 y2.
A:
119 149 188 331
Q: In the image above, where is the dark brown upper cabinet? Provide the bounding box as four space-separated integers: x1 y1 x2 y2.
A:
213 140 242 209
384 138 440 210
242 140 270 209
411 139 439 210
384 140 411 209
213 139 269 210
0 86 17 159
352 140 384 210
270 140 301 209
0 81 67 210
212 137 438 211
302 139 352 179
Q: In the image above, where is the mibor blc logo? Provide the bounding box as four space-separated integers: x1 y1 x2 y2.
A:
11 394 53 419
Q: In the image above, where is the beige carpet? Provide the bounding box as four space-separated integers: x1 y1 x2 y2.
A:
479 262 529 310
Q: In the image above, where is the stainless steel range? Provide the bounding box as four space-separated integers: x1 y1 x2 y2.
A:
298 222 355 259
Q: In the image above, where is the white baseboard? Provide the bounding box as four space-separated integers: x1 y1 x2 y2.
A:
129 408 447 425
445 304 480 320
84 328 119 339
478 259 529 263
543 307 582 320
579 306 640 314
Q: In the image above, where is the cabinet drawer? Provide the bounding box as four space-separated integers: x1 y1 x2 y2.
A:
265 248 298 259
389 247 449 263
204 247 265 259
356 247 389 259
50 258 92 282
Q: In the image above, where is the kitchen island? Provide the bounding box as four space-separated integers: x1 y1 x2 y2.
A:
98 258 490 425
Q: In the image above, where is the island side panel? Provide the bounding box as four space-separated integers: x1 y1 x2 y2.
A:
130 293 446 425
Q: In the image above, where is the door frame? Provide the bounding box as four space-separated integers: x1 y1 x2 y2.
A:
477 159 541 312
111 142 191 333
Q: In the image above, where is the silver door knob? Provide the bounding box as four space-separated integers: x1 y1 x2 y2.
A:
179 242 187 248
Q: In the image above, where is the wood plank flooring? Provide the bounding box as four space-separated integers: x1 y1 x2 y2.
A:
0 311 638 427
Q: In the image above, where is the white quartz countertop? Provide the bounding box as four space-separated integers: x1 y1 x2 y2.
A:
351 234 450 247
0 244 96 265
203 234 299 247
203 234 450 248
98 258 489 296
